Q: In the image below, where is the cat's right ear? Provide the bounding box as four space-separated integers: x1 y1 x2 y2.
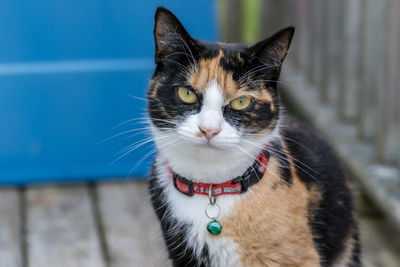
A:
248 27 295 65
153 7 196 63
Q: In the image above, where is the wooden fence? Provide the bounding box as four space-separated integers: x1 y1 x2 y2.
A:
220 0 400 228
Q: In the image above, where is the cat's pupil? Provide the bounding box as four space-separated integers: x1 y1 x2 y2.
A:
239 97 243 103
186 90 190 96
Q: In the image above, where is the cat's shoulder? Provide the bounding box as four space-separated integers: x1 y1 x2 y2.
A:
280 115 341 171
280 115 325 144
279 115 350 189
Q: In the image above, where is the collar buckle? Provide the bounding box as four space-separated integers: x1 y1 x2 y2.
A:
173 173 194 196
232 174 250 193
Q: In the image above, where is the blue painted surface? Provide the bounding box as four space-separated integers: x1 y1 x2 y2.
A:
0 1 218 184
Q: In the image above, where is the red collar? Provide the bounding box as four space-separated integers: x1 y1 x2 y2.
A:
167 151 269 197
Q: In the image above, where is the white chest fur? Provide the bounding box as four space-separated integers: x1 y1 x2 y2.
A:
154 157 244 267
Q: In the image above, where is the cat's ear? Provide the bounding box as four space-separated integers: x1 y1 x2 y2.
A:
154 7 196 62
248 27 295 65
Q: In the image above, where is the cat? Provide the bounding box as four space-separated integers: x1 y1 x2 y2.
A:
147 7 360 267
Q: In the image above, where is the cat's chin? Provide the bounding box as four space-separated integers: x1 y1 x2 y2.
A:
195 143 219 150
192 144 229 157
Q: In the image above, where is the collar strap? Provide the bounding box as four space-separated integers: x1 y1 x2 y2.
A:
168 150 269 197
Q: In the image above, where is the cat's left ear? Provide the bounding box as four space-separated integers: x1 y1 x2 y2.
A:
153 7 196 62
248 27 295 65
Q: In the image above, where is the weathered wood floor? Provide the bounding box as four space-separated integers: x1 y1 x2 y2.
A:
0 181 399 267
0 181 171 267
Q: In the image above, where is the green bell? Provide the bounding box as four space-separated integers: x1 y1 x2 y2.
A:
207 219 222 235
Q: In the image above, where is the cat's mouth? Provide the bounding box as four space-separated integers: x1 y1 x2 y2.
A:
194 140 221 150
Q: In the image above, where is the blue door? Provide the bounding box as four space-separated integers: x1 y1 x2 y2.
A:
0 0 217 184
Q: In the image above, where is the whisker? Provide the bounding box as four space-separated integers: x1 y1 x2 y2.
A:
171 31 198 69
237 64 281 83
97 127 151 145
126 94 148 102
109 135 171 165
243 132 315 155
128 139 182 176
237 65 272 83
232 144 291 187
267 148 321 184
159 58 190 73
239 79 292 88
240 139 320 185
267 146 319 175
112 117 148 129
125 129 154 139
278 136 315 154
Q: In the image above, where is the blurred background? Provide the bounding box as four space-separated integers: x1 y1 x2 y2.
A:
0 0 217 184
0 0 399 266
218 1 400 266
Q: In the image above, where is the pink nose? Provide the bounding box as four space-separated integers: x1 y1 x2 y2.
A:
198 126 221 140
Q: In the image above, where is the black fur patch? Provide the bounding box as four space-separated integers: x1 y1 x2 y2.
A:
281 117 358 266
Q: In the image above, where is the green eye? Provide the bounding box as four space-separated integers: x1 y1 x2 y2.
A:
230 96 252 110
177 87 198 104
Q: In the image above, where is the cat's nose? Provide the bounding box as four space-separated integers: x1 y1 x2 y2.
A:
198 126 221 140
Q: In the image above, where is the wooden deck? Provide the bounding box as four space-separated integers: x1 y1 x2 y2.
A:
0 180 399 267
0 181 171 267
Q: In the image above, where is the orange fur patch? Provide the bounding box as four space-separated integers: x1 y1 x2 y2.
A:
149 79 162 98
190 50 238 95
218 157 321 266
190 50 230 92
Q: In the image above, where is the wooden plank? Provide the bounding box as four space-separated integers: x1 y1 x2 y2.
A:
326 0 344 108
295 0 311 72
357 0 370 139
397 0 400 174
358 0 384 141
26 185 105 267
376 0 400 164
97 181 171 267
308 0 324 87
318 0 331 103
341 0 362 121
0 188 23 267
373 0 389 162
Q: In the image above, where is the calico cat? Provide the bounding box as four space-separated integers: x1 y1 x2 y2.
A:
147 7 360 267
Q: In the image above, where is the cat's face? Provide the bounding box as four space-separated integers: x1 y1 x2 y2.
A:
147 8 293 180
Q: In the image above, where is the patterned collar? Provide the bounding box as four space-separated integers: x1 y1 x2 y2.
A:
167 149 270 197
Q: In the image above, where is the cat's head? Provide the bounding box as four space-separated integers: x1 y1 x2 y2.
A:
147 7 294 182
